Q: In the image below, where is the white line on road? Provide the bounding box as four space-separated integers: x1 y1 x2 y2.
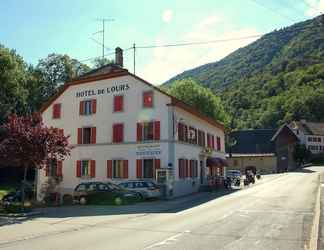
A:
143 230 191 249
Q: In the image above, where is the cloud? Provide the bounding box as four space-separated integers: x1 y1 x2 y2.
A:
305 0 324 16
139 15 260 85
162 9 173 23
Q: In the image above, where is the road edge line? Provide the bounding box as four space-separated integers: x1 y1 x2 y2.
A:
308 173 320 250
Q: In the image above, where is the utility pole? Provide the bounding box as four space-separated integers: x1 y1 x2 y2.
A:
133 43 136 74
94 18 114 59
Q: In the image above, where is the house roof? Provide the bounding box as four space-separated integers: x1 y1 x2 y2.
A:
227 129 276 154
39 64 224 130
226 153 275 158
289 121 324 136
271 124 300 142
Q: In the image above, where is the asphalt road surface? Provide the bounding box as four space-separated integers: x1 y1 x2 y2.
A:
0 167 322 250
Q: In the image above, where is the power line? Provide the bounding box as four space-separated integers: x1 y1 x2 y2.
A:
303 0 323 15
249 0 299 23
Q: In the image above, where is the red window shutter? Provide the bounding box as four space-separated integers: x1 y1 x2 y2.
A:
154 121 160 140
185 159 189 177
137 123 143 141
91 127 96 144
178 123 184 141
136 159 143 178
77 128 82 144
178 159 182 178
143 91 153 108
90 160 96 178
114 95 123 112
116 124 124 142
113 124 119 143
107 160 112 178
123 160 129 179
92 99 97 114
154 159 161 178
79 101 84 115
189 160 193 178
76 160 81 177
53 103 61 119
56 161 63 177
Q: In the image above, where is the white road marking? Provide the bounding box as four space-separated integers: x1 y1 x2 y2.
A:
143 230 191 249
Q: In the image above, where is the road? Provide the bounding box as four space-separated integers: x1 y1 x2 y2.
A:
0 167 322 250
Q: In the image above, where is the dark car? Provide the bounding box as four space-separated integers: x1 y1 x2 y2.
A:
73 181 139 205
1 187 33 206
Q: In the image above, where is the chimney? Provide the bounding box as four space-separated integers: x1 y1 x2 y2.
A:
115 47 123 67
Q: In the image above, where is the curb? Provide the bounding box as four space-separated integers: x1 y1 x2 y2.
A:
0 211 42 218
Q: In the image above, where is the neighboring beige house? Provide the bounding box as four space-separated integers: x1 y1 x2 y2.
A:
226 130 277 174
227 153 276 174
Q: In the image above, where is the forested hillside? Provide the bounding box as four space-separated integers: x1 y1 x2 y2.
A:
165 15 324 129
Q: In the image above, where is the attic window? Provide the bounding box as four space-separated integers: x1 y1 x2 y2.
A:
143 91 153 108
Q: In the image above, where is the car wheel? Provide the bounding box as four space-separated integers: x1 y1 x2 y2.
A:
114 197 123 205
79 196 87 205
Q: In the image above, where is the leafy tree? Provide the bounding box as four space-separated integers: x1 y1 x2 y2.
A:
92 57 114 68
36 54 90 100
166 78 230 126
0 113 71 205
293 143 312 166
0 45 30 123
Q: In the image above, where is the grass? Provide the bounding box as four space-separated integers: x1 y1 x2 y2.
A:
0 183 18 200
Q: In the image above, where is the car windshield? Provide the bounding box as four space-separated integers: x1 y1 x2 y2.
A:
106 182 123 190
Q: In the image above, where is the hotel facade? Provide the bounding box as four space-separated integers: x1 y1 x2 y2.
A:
37 49 226 200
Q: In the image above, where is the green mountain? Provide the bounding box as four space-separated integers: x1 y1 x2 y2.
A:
165 15 324 129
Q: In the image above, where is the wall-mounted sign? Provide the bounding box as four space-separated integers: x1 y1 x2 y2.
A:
136 144 161 156
76 84 130 98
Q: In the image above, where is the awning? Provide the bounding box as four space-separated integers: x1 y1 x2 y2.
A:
206 157 228 167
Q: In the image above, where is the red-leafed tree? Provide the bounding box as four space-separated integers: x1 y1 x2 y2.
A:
0 113 71 205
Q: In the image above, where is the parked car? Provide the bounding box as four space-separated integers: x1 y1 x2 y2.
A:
225 170 241 189
73 181 139 205
118 180 161 199
1 186 34 206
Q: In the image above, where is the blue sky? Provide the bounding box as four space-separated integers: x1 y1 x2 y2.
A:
0 0 323 84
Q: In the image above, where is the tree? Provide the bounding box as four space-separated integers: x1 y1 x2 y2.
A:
293 143 312 166
92 57 114 68
166 78 230 126
36 54 90 100
0 113 72 206
0 44 30 124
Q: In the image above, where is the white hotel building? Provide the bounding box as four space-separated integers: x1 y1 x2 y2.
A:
37 48 226 199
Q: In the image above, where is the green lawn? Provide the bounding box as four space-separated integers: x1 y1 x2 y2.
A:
0 183 17 200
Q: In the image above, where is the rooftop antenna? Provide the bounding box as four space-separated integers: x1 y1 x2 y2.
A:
93 18 115 59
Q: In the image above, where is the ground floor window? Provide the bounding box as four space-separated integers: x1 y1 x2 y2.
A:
143 159 154 178
49 159 57 177
113 160 124 178
81 160 89 177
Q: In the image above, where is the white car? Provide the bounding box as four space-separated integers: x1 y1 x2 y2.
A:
118 180 161 199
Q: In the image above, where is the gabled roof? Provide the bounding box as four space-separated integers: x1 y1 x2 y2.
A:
40 64 225 130
271 124 300 141
289 121 324 136
228 129 276 154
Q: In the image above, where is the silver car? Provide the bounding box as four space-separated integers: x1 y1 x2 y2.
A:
118 180 161 199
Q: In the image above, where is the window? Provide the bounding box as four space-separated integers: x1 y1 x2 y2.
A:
75 184 87 192
78 127 96 144
188 127 197 144
198 130 206 147
143 91 153 108
52 103 61 119
189 160 198 178
114 95 124 112
113 160 125 178
113 123 124 143
83 128 91 144
45 159 62 177
234 159 238 166
178 159 189 179
308 137 312 142
81 160 89 177
98 183 109 191
79 99 96 115
216 137 221 151
143 159 154 178
143 122 154 141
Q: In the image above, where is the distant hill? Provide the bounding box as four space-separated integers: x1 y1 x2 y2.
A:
165 15 324 129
